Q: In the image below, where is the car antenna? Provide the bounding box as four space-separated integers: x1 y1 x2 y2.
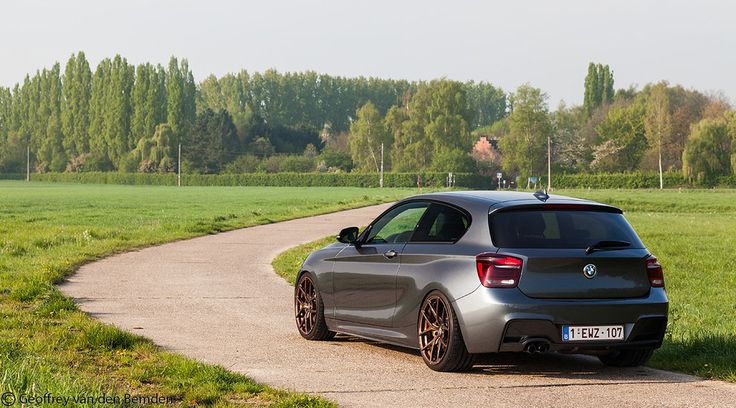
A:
533 188 549 202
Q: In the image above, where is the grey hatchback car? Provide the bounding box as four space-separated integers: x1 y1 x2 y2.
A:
293 191 668 372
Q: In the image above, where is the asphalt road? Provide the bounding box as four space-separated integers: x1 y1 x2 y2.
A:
60 203 736 407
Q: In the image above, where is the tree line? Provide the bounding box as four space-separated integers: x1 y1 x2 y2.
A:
1 54 734 184
0 52 506 174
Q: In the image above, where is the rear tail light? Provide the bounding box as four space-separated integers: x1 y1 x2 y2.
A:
646 256 665 288
476 253 523 288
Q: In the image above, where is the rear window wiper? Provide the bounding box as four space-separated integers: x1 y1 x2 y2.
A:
585 240 631 255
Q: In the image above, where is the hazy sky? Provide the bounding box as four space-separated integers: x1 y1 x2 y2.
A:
1 0 734 106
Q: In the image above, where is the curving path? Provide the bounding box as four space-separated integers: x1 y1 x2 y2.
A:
60 203 736 407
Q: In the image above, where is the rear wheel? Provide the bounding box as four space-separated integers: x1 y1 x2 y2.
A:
598 347 654 367
418 291 474 372
294 273 335 341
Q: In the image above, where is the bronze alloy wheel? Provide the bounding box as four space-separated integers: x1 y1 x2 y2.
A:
294 273 335 341
417 291 474 371
295 275 318 335
418 294 451 364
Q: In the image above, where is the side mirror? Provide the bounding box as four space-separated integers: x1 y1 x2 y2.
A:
337 227 360 245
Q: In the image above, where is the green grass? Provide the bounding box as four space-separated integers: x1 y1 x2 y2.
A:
273 236 337 285
273 189 736 382
0 181 416 406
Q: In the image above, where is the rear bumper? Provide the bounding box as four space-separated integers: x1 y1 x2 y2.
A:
453 286 668 354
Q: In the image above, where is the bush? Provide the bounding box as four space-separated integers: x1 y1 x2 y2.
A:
223 155 261 173
318 149 352 172
279 156 315 172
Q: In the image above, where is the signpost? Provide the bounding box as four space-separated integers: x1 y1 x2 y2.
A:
528 176 538 189
496 172 502 190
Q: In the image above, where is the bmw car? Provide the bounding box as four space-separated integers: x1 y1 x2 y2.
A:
293 191 668 372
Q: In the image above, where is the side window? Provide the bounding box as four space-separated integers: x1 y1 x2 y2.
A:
365 202 429 244
411 203 470 243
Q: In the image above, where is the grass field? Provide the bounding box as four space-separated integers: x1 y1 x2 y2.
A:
273 188 736 382
0 181 417 406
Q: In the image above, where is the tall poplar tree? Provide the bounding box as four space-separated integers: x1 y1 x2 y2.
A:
583 63 614 117
104 55 134 168
61 51 92 158
88 58 112 169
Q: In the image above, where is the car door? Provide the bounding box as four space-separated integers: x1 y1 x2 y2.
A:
393 203 474 329
332 201 430 327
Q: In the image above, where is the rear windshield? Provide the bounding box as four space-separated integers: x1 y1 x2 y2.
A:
490 210 644 249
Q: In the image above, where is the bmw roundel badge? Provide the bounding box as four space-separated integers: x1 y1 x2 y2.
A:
583 264 597 279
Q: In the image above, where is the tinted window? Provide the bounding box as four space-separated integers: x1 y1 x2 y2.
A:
411 204 470 243
490 210 643 249
365 202 429 244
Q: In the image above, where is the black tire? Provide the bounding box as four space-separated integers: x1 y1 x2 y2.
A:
294 273 335 341
418 291 475 372
598 347 654 367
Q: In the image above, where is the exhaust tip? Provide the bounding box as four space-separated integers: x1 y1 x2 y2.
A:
522 339 551 354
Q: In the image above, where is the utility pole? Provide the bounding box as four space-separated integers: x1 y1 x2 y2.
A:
177 143 181 187
379 143 384 188
547 135 552 191
26 145 30 182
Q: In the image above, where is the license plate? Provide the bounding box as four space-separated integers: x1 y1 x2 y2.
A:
562 325 624 341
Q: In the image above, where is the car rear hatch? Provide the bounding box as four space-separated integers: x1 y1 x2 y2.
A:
489 203 651 299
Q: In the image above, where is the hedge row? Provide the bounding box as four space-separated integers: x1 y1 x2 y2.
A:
1 172 492 189
2 171 735 189
548 172 690 189
548 172 736 189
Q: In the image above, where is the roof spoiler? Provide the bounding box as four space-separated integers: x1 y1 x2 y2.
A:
490 202 623 214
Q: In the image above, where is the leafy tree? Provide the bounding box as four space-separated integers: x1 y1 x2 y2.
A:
423 80 473 152
349 102 390 172
644 83 672 188
551 103 588 172
249 136 274 158
666 86 709 170
499 85 551 180
430 148 476 173
463 81 507 128
729 112 736 174
128 123 176 172
389 80 474 172
683 119 732 182
186 109 239 173
303 143 318 158
592 103 647 172
268 125 320 154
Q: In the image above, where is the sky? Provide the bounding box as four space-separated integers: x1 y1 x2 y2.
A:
1 0 734 107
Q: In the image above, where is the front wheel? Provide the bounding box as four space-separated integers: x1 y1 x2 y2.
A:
598 347 654 367
294 273 335 341
418 291 474 372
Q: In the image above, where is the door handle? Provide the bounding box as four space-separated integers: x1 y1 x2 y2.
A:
383 249 398 259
